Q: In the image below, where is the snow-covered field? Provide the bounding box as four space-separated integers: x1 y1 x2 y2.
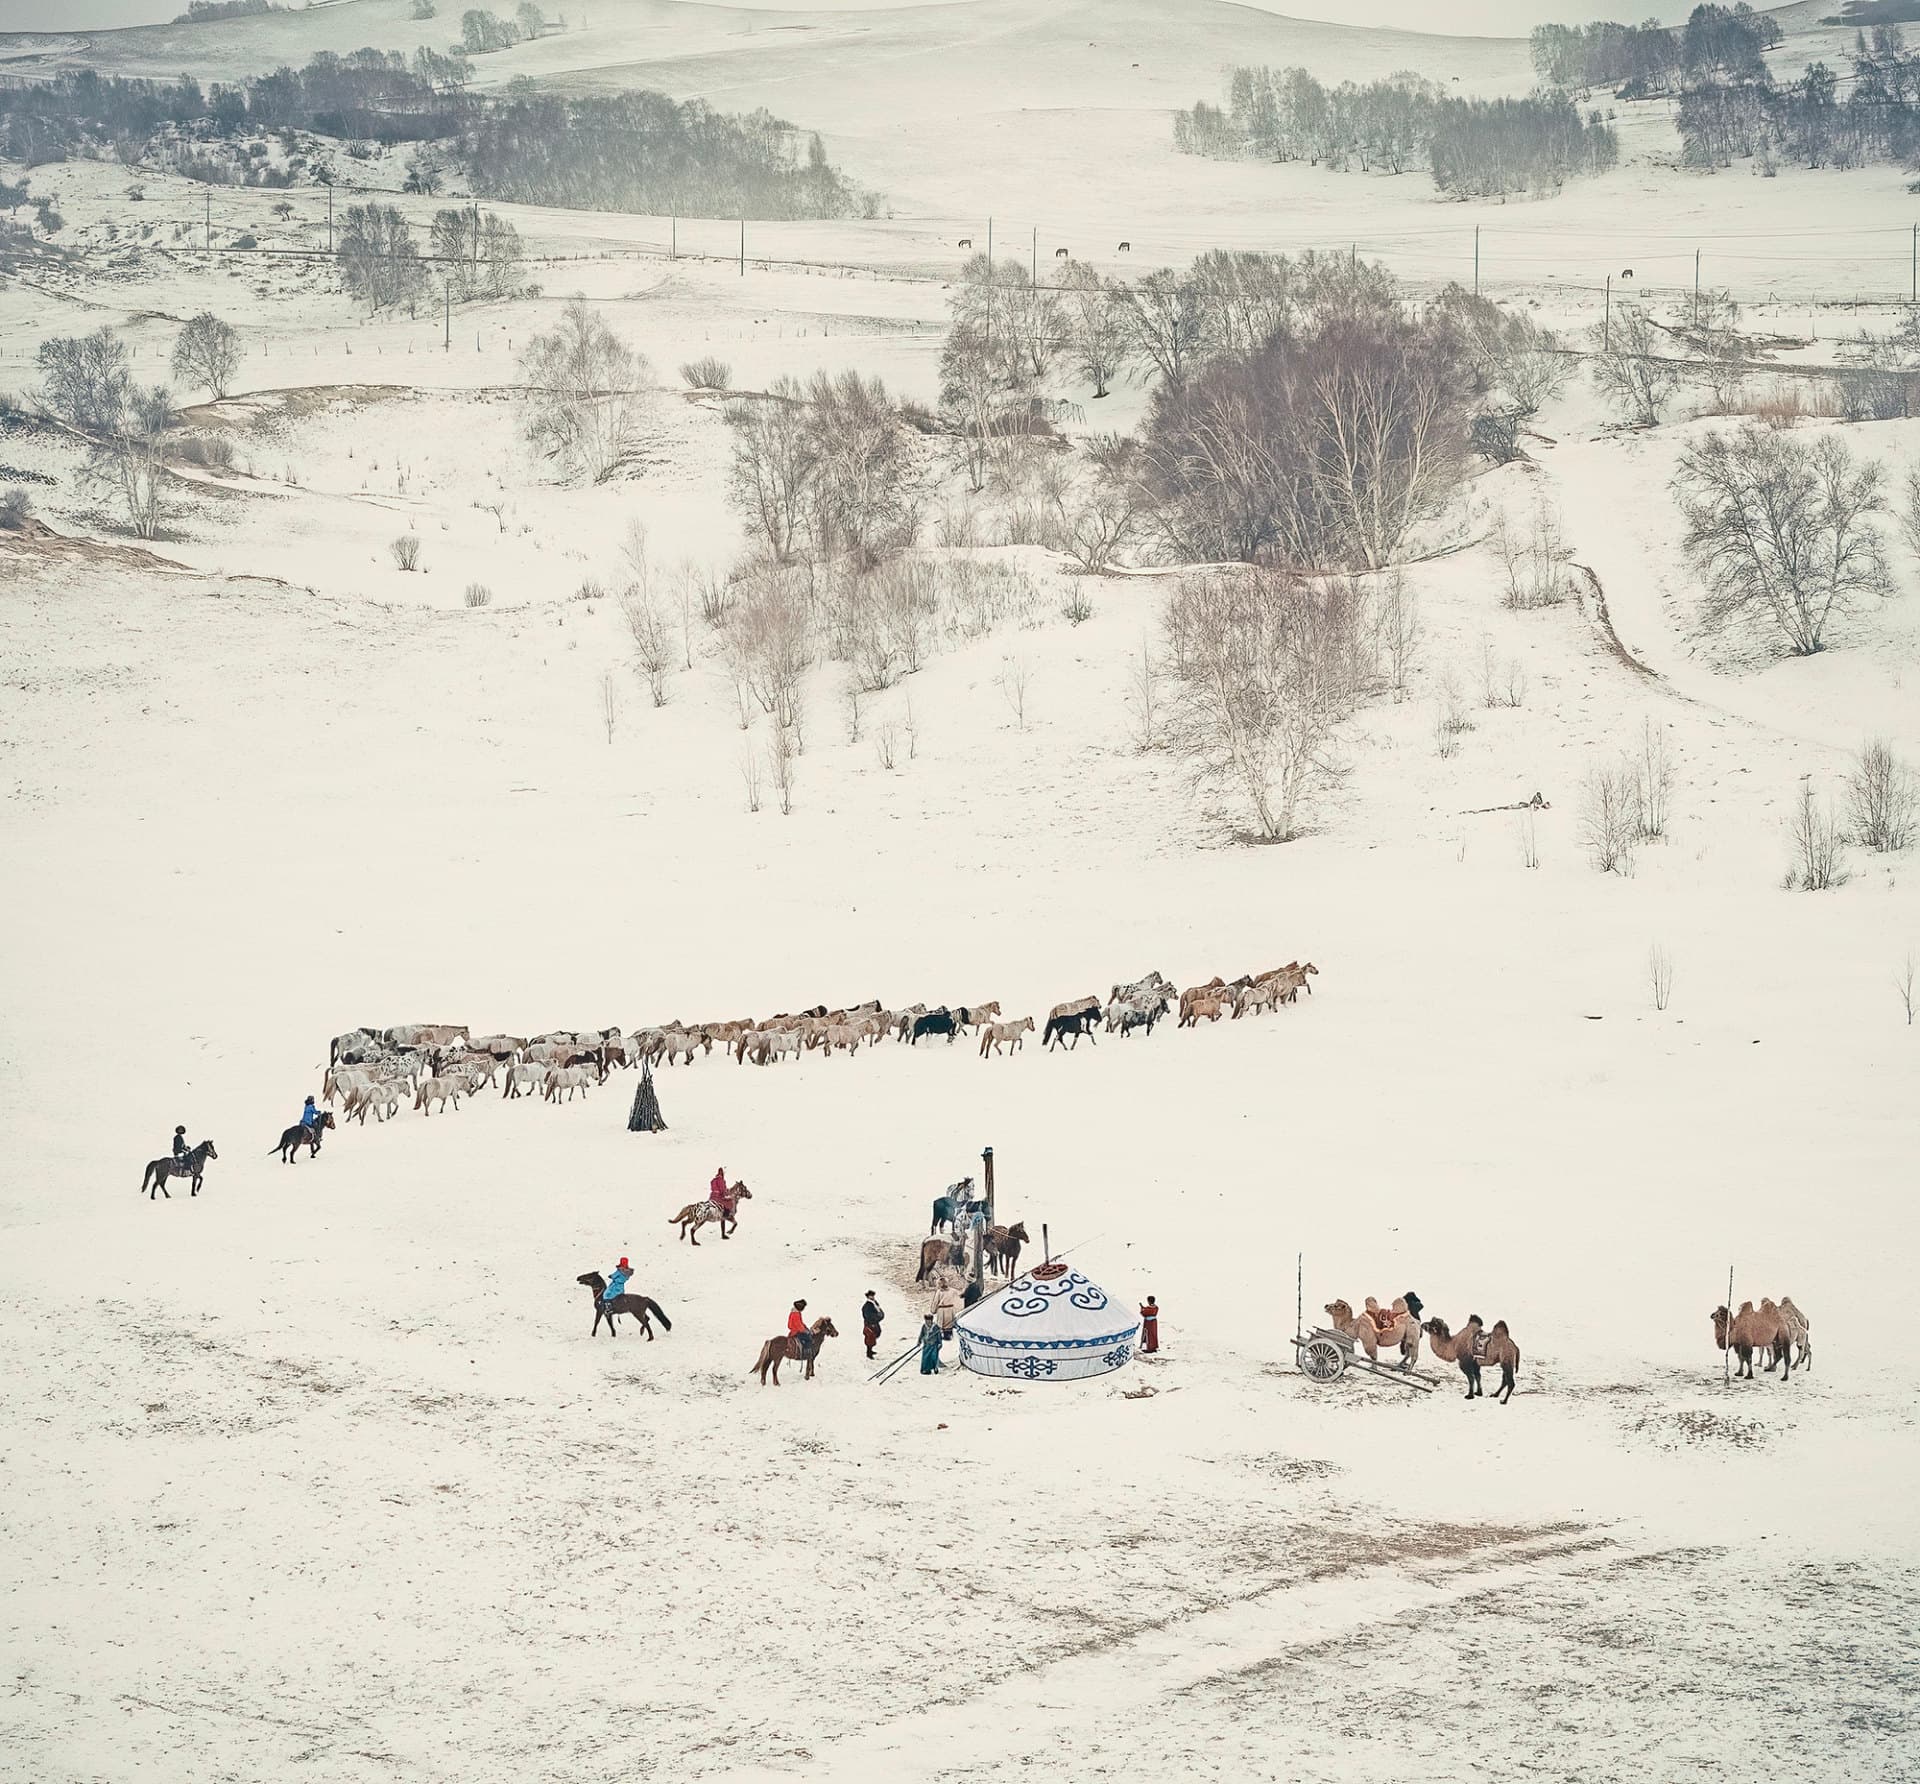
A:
3 1 1919 1779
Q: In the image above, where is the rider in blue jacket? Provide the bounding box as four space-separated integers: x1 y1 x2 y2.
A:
300 1096 320 1130
603 1258 632 1305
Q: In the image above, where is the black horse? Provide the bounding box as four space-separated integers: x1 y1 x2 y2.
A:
1043 1008 1100 1050
141 1140 218 1199
910 1007 958 1045
577 1272 673 1340
273 1111 335 1163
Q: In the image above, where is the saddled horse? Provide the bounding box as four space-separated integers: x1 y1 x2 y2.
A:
576 1272 673 1340
272 1111 335 1163
750 1315 838 1385
930 1177 976 1234
667 1184 752 1244
141 1140 218 1199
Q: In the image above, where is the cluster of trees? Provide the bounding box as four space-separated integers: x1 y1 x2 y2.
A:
333 200 523 311
1529 4 1781 94
1175 64 1617 196
460 6 552 54
175 0 283 20
1676 26 1920 168
516 296 650 484
0 53 862 218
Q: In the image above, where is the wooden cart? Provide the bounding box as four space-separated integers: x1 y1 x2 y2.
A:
1293 1323 1440 1394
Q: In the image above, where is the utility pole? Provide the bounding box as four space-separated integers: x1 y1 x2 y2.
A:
1604 273 1612 353
326 184 333 255
1030 225 1036 287
204 184 211 252
738 219 744 277
1911 221 1916 305
986 215 993 270
670 213 676 259
1693 247 1701 326
1473 224 1479 297
444 282 451 351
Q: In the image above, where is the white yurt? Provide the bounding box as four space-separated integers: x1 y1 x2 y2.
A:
955 1261 1139 1382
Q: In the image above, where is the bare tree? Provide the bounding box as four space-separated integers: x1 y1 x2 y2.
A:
726 378 815 561
1124 633 1160 752
618 577 672 707
768 723 797 816
804 369 922 565
1518 809 1540 868
1589 303 1681 427
1897 951 1916 1026
902 687 920 759
1633 717 1674 840
599 668 619 742
1647 943 1675 1011
740 747 763 813
1901 465 1920 571
841 677 863 744
1058 261 1130 399
875 721 898 770
1785 780 1847 890
1373 570 1419 701
390 534 422 570
337 203 427 314
1581 762 1636 874
1162 568 1367 841
1846 737 1916 852
723 562 813 729
1047 435 1142 573
169 312 241 400
517 296 650 485
1112 268 1207 386
36 328 129 435
997 655 1034 730
1675 426 1890 657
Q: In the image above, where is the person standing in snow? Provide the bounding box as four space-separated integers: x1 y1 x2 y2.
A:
918 1314 945 1376
603 1257 632 1307
860 1290 885 1359
1139 1295 1159 1354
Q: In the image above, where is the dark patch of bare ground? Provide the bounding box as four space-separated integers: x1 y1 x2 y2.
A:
1041 1545 1920 1783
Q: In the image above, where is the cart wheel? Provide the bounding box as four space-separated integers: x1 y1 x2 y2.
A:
1299 1336 1345 1382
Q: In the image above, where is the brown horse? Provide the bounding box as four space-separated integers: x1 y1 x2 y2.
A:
576 1272 673 1340
986 1220 1030 1277
916 1236 965 1282
273 1112 335 1163
141 1139 218 1199
1423 1315 1521 1402
751 1316 839 1384
669 1184 753 1244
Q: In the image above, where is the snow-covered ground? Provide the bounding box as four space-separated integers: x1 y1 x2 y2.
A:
3 2 1919 1778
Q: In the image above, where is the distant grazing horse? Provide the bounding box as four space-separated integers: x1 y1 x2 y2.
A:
751 1315 838 1384
577 1272 673 1340
273 1112 335 1163
1620 268 1633 279
668 1184 752 1244
957 237 972 248
1117 241 1130 252
1054 246 1070 258
142 1140 218 1199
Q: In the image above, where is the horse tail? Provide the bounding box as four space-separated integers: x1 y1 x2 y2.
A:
643 1298 672 1331
140 1161 155 1191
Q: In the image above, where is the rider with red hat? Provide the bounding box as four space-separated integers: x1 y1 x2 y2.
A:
603 1257 632 1306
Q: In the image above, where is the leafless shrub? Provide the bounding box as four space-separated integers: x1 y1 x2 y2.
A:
518 295 650 485
1589 304 1681 427
0 486 30 529
171 431 234 470
1647 943 1675 1012
998 655 1034 730
1502 658 1527 708
1901 465 1920 570
1372 571 1419 702
1492 498 1572 610
391 533 422 571
1162 568 1368 841
599 668 619 743
464 582 491 608
1896 951 1916 1025
678 355 732 391
1581 762 1637 875
1518 810 1540 868
740 747 763 813
875 722 898 770
692 563 731 629
1124 634 1160 752
723 561 813 728
1438 667 1473 737
842 678 863 744
1434 700 1459 759
1061 589 1094 625
618 577 672 707
1633 718 1674 840
1046 435 1142 573
1845 737 1916 853
1784 781 1848 891
1675 426 1891 658
903 688 919 759
768 723 797 816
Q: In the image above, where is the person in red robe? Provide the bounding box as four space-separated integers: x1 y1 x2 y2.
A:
1139 1295 1159 1354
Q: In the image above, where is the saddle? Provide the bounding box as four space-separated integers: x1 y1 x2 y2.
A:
1366 1308 1400 1336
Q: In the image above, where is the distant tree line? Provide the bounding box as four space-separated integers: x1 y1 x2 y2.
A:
1174 65 1617 197
1529 4 1781 95
174 0 284 21
0 50 862 218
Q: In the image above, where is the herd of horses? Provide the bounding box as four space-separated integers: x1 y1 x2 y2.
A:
309 965 1323 1129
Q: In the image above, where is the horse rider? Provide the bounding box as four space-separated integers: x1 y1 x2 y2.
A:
603 1257 632 1307
710 1164 729 1207
299 1095 321 1133
787 1298 811 1360
171 1125 189 1163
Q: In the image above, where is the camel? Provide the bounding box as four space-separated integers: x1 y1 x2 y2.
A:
1778 1296 1812 1371
751 1315 839 1384
1324 1297 1423 1370
1422 1315 1521 1402
576 1273 673 1340
669 1184 752 1244
1711 1301 1789 1380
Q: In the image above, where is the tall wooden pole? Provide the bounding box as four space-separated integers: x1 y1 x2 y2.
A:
1724 1264 1733 1388
1693 247 1701 326
1604 273 1611 353
204 185 211 252
326 184 332 255
1473 224 1479 297
985 216 992 269
738 219 745 277
443 282 450 351
1030 226 1036 287
670 212 676 259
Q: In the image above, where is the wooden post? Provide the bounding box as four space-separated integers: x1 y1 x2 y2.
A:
204 185 211 252
670 213 676 259
986 215 992 270
738 220 745 277
974 1145 994 1294
1604 273 1611 353
1911 221 1915 305
1295 1251 1302 1340
443 283 450 351
326 183 332 255
1693 247 1701 327
1473 224 1479 296
1030 225 1036 287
